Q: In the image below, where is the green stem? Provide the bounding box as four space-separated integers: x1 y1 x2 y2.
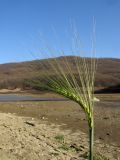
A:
89 114 94 160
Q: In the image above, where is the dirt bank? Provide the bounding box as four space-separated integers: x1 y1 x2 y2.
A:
0 93 119 159
0 112 119 160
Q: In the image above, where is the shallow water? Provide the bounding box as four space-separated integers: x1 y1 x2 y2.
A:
0 94 119 108
0 94 68 102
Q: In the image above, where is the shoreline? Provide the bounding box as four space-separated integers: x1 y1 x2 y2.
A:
0 91 119 159
0 99 119 146
0 112 119 160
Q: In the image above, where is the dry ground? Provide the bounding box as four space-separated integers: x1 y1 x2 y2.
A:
0 92 119 159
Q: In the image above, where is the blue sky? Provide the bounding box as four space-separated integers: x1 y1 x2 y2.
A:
0 0 120 63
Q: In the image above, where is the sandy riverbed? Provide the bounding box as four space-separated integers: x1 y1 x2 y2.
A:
0 112 119 160
0 93 119 159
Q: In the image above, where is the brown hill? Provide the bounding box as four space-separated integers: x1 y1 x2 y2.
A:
0 57 120 92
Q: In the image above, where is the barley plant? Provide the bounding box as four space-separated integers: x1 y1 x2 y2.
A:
33 26 97 160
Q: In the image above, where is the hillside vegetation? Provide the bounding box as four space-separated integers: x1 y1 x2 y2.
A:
0 56 120 92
